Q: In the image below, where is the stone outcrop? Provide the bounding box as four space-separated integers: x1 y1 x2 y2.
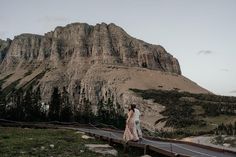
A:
0 22 209 131
0 23 181 74
85 144 118 156
0 38 11 65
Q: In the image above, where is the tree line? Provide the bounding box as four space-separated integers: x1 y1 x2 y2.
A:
0 86 126 129
0 86 45 121
215 122 236 136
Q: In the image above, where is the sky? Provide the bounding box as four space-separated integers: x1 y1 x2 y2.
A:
0 0 236 96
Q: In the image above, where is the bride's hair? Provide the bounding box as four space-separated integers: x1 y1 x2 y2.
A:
129 105 135 112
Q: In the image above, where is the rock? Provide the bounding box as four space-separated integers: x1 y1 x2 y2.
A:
40 146 45 150
75 131 85 134
85 144 118 156
49 144 54 148
223 143 231 147
140 155 152 157
81 135 95 140
20 151 26 154
0 23 181 74
224 136 235 141
0 38 11 64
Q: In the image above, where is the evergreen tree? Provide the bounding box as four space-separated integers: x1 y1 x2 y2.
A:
76 98 94 124
0 86 5 118
115 102 126 129
83 99 94 123
16 89 24 121
97 98 105 122
5 89 24 121
60 87 73 121
31 86 44 121
49 87 61 121
96 98 125 129
23 87 33 121
234 121 236 136
0 85 2 103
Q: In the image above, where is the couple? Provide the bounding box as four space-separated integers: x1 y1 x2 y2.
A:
123 104 142 142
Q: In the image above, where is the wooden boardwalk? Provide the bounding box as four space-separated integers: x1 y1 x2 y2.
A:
0 119 235 157
76 127 236 157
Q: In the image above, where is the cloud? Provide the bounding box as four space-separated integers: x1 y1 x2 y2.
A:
197 50 213 55
230 90 236 93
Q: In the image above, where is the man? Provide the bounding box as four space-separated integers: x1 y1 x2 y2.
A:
132 104 142 139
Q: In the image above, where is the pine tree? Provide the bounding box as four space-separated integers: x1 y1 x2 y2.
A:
0 86 2 101
60 87 73 121
96 98 125 129
23 87 33 121
49 87 61 121
97 99 105 122
115 102 126 129
0 86 5 118
234 121 236 136
31 86 44 121
83 99 94 123
14 89 24 121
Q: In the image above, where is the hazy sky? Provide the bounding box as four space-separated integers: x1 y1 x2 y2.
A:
0 0 236 96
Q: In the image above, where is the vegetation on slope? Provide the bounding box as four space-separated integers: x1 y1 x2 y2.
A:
130 89 236 138
0 85 126 129
0 74 13 87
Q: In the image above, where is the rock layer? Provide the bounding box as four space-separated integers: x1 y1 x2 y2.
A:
0 23 181 74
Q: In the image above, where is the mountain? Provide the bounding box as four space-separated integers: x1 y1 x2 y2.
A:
0 22 210 130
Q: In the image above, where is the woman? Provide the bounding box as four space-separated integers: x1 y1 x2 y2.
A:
123 105 139 142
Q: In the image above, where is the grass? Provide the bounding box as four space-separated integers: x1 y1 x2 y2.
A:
0 127 142 157
203 115 236 126
182 115 236 135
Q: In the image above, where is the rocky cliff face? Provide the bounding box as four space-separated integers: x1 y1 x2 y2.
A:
0 39 11 64
0 23 181 74
0 22 209 131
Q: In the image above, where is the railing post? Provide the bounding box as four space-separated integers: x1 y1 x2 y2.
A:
144 145 149 155
123 142 128 153
109 138 112 145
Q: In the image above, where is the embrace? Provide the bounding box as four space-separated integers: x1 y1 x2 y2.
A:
123 104 142 142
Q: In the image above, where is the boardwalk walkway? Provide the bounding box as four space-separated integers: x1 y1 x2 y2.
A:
76 127 236 157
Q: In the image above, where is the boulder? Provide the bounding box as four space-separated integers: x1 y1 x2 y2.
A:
85 144 118 156
81 135 95 140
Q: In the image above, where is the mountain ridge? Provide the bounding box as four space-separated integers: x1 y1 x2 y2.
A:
0 22 181 74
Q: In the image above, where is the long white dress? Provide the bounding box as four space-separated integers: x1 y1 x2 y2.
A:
123 110 139 142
